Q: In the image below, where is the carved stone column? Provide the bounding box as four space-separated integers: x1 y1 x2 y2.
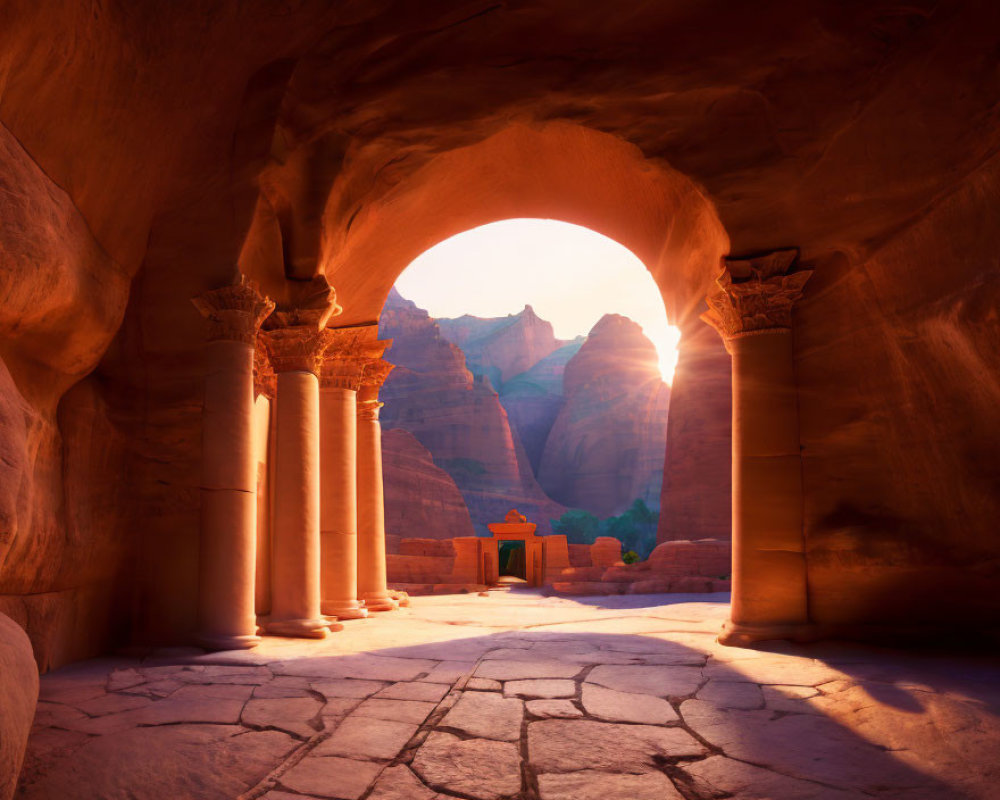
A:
701 250 812 645
318 329 368 621
356 354 398 612
191 276 274 650
261 300 340 639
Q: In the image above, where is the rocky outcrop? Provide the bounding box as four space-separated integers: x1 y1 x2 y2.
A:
499 339 583 474
438 305 565 389
379 290 565 534
538 315 669 518
657 323 732 543
382 428 476 548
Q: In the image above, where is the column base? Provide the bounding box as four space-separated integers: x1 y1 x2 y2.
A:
387 590 411 607
321 616 346 632
262 617 329 639
195 632 261 651
322 602 369 620
362 593 398 612
718 619 819 648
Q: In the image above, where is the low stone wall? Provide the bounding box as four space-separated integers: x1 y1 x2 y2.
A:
547 539 732 596
387 536 732 597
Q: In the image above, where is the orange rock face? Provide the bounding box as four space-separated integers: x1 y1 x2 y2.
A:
657 324 732 544
382 428 476 548
538 315 669 517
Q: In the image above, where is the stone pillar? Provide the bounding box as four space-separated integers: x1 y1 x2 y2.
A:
191 276 274 650
701 249 813 646
261 299 340 638
356 356 398 612
318 329 368 620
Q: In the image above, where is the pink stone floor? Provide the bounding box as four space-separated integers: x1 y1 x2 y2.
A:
17 590 1000 799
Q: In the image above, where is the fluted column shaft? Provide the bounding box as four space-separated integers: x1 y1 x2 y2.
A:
192 278 273 650
701 250 812 645
357 356 397 612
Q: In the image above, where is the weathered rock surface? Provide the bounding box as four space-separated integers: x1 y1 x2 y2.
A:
537 771 684 800
527 719 704 772
580 683 678 724
538 315 669 517
499 339 583 474
412 733 522 800
382 428 475 546
440 690 524 741
438 305 564 389
0 614 37 800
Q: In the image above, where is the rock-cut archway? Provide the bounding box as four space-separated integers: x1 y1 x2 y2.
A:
240 121 798 643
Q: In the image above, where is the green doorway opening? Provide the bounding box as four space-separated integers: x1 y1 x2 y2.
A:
498 540 526 580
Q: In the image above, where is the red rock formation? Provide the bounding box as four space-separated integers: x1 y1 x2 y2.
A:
379 291 566 534
538 315 669 517
381 428 476 548
438 305 565 388
499 339 583 475
657 323 732 543
0 613 37 800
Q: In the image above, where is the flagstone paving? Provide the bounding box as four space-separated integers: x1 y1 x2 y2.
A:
15 590 1000 799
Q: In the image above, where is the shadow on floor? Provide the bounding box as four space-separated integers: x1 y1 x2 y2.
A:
19 611 996 800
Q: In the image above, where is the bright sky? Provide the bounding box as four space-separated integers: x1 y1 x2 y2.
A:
395 219 682 382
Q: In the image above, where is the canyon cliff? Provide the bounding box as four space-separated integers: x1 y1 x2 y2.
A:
499 338 584 474
381 295 670 532
378 290 565 535
437 304 565 388
538 314 670 518
381 428 475 551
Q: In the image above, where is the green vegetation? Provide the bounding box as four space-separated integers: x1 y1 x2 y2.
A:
622 550 640 564
439 458 488 480
550 499 659 560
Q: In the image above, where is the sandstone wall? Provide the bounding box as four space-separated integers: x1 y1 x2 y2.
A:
0 613 38 800
657 324 732 543
795 151 1000 629
382 428 476 546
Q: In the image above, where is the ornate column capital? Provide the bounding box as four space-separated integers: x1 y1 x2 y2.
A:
262 326 331 375
358 357 395 404
191 275 274 344
315 327 367 390
253 334 277 397
701 249 812 342
261 278 344 375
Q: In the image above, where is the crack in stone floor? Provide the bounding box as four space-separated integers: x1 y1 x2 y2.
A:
15 590 1000 800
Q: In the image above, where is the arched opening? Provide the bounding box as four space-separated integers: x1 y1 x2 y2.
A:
368 201 733 601
240 121 739 625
